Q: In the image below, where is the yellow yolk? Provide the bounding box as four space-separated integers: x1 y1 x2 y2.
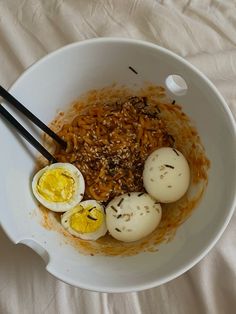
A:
70 206 103 233
37 168 75 202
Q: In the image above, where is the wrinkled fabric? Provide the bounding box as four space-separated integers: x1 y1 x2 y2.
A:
0 1 235 313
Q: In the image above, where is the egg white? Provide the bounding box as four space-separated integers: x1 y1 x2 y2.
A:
61 200 107 240
106 192 162 242
32 162 85 212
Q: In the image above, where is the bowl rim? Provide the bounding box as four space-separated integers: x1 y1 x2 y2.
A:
4 37 236 293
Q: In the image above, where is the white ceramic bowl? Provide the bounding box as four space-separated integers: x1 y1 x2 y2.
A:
0 38 235 293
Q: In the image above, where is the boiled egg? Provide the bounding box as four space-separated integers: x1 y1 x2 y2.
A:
61 200 107 240
106 192 162 242
32 163 85 212
143 147 190 203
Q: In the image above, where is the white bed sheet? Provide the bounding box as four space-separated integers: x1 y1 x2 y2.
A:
0 1 235 313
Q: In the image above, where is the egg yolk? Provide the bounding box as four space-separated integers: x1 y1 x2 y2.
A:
37 168 75 202
70 206 103 233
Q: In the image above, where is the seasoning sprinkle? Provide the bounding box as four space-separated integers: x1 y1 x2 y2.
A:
165 164 175 169
168 185 172 188
117 198 124 207
150 178 154 182
173 148 179 156
172 100 176 104
88 206 96 212
138 192 145 197
143 97 147 106
146 128 157 131
80 193 84 196
117 214 122 219
128 66 138 74
115 228 121 232
111 205 117 212
168 134 175 143
128 193 131 196
87 215 97 221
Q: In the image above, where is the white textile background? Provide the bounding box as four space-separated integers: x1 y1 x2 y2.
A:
0 1 235 313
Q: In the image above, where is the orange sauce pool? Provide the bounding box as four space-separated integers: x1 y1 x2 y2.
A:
37 84 210 256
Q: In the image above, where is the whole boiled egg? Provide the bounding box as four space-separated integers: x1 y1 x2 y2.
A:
32 163 85 212
143 147 190 203
106 192 162 242
61 200 107 240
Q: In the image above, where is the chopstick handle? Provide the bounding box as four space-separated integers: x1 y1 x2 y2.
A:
0 104 57 163
0 85 67 149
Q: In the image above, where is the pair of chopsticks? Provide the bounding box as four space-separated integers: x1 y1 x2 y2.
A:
0 85 67 163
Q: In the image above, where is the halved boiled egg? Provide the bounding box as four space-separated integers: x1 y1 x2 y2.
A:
32 163 85 212
61 200 107 240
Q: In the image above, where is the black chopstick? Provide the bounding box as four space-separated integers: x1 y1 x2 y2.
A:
0 104 57 163
0 85 67 149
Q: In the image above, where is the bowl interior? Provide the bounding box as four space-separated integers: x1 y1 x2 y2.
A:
0 39 235 292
